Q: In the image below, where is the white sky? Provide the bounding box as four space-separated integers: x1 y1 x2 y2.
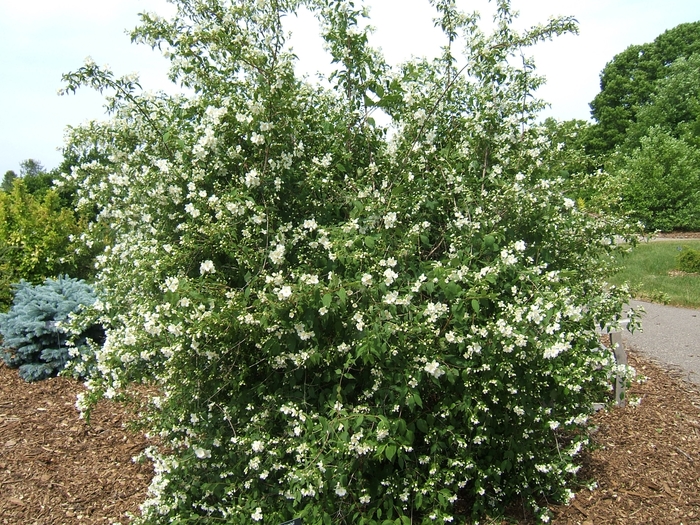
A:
1 0 700 173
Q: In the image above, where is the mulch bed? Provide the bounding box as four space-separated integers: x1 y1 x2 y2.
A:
547 351 700 525
0 366 151 525
1 350 699 524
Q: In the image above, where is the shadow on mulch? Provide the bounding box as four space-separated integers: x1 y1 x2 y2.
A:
1 349 699 524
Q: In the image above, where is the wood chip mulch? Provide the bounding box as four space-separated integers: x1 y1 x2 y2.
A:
1 349 699 524
547 350 700 525
0 364 151 525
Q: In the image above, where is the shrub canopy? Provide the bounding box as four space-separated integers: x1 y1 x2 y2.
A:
61 0 638 523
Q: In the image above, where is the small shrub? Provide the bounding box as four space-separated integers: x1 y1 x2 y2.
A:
0 179 91 310
0 276 101 381
677 247 700 273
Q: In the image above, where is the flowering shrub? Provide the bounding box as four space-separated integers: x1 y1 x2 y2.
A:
61 0 639 522
0 276 100 381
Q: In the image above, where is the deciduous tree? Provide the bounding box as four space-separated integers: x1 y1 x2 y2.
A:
589 21 700 153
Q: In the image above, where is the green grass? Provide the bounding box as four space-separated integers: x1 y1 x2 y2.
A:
608 240 700 309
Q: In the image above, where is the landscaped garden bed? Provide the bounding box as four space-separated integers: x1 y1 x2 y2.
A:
2 348 699 524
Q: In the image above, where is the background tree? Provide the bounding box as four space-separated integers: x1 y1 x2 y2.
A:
19 158 45 178
539 118 623 214
1 170 17 192
17 159 55 196
625 53 700 149
611 127 700 232
589 21 700 154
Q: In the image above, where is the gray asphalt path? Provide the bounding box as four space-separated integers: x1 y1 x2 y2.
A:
623 299 700 384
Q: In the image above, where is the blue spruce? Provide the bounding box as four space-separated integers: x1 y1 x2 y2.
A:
0 276 100 381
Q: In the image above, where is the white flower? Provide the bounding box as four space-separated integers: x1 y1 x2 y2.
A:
543 340 570 359
383 291 399 304
501 249 517 265
250 132 265 145
563 198 575 208
353 312 365 331
411 274 427 293
424 302 448 323
252 440 264 453
276 286 292 300
361 273 373 286
301 274 319 285
514 240 526 252
384 212 398 229
295 323 314 340
335 484 348 497
244 168 261 188
424 360 445 378
184 203 200 218
193 447 211 459
164 276 179 293
200 260 216 274
123 330 136 346
251 507 263 521
303 218 318 231
359 494 371 504
383 268 398 286
269 244 286 265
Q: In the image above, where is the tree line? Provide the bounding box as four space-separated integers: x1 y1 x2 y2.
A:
551 21 700 232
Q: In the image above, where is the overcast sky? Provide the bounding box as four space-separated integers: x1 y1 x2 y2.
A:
2 0 700 174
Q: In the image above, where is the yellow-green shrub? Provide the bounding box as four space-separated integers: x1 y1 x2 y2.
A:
0 179 87 310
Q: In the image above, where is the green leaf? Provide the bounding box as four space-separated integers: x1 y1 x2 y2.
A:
412 393 423 408
364 236 376 248
337 288 347 305
416 419 429 434
385 444 397 461
471 298 480 313
322 293 333 308
414 493 423 509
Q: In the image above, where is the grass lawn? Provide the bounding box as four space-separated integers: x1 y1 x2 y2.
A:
607 240 700 309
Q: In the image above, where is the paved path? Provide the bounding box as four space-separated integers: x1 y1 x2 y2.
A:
623 299 700 385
